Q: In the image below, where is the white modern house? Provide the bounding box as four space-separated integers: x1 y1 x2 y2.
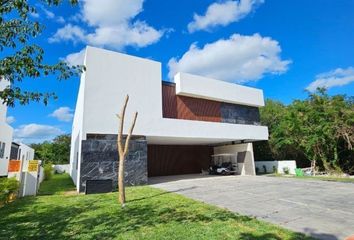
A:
0 79 13 176
70 46 268 193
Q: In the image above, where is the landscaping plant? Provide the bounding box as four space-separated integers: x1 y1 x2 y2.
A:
44 164 53 181
0 177 19 206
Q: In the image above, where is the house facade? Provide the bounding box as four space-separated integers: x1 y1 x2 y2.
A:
0 79 13 177
70 46 268 192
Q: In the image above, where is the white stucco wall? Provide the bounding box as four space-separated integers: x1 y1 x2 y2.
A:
0 124 13 176
77 46 268 144
0 78 13 176
175 72 265 107
17 143 35 171
255 160 297 174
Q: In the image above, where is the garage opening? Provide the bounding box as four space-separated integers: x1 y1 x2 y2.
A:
148 144 213 177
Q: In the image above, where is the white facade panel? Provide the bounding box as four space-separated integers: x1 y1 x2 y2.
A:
175 72 265 107
77 46 268 143
0 123 13 176
0 78 13 176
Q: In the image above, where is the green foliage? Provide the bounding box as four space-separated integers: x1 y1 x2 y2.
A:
43 164 53 181
0 0 83 106
256 89 354 174
31 134 71 164
0 177 19 205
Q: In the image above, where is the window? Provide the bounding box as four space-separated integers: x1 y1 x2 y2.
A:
0 142 5 158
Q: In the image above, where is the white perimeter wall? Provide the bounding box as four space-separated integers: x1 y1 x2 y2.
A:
255 160 297 174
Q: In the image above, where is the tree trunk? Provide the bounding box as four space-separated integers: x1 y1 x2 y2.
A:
116 95 138 207
118 152 126 204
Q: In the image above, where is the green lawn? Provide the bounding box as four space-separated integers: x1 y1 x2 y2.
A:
0 174 313 240
38 174 76 195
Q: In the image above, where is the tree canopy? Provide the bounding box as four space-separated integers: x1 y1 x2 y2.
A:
0 0 82 106
255 89 354 174
31 134 71 164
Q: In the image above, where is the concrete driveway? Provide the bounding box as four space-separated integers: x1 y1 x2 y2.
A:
149 175 354 240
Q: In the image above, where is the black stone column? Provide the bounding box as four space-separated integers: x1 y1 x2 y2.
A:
79 136 147 193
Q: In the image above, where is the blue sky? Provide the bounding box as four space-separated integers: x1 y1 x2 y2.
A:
5 0 354 143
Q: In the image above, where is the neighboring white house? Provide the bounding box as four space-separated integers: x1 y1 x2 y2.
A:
0 79 13 176
70 46 269 193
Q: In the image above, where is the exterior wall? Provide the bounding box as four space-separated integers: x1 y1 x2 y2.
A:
0 79 13 176
69 51 87 189
79 136 147 192
17 143 35 171
162 83 260 125
175 72 265 107
148 145 213 177
255 160 297 174
213 143 256 176
0 124 13 176
76 46 268 144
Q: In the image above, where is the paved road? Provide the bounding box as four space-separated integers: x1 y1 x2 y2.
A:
149 175 354 240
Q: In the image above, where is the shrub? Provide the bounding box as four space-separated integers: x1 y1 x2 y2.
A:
272 166 278 174
44 164 53 180
283 167 290 174
0 177 19 205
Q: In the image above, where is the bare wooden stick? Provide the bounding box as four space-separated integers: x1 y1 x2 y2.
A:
116 94 138 207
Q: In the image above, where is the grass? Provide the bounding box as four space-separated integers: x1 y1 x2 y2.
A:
267 174 354 183
38 173 76 195
0 174 313 240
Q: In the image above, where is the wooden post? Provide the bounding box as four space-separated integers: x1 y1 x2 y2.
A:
116 95 138 207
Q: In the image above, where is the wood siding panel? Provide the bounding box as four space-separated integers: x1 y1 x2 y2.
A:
162 84 177 118
148 145 213 177
176 95 221 122
162 83 221 122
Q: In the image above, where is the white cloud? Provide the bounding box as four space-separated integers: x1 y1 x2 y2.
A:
49 24 86 44
50 107 74 122
36 5 65 24
14 124 64 143
50 0 164 50
42 7 55 19
30 11 40 18
168 33 290 83
62 48 85 66
6 116 15 124
188 0 264 33
306 67 354 92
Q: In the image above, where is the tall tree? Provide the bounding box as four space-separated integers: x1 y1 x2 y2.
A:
0 0 83 106
271 89 354 173
116 95 138 207
30 134 71 164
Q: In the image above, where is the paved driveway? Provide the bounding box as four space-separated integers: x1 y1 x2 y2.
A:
149 175 354 240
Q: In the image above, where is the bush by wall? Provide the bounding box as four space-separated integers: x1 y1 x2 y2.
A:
0 177 19 206
44 164 53 181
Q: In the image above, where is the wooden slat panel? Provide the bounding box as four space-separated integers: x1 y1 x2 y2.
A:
162 84 177 118
162 83 221 122
177 95 221 122
148 145 213 177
